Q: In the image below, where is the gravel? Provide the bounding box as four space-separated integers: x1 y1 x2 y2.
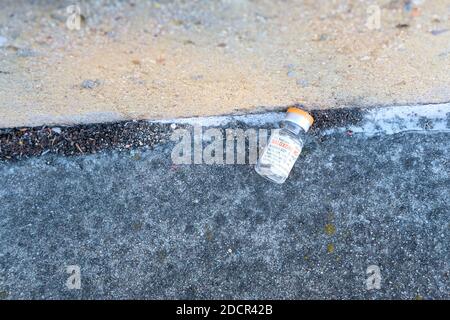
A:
0 108 365 162
0 121 171 161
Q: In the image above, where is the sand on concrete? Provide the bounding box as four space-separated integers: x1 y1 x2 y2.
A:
0 0 449 128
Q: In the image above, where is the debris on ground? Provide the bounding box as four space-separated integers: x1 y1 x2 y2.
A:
81 79 102 89
431 29 449 36
0 122 171 161
0 108 365 162
0 36 7 47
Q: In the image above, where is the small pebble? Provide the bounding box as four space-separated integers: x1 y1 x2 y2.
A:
404 1 412 12
16 48 36 57
396 23 410 29
319 34 328 41
431 29 449 36
285 63 295 70
431 15 440 23
190 74 203 81
81 79 101 89
296 79 309 87
0 36 7 47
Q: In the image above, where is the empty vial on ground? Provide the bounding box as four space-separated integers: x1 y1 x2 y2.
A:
255 107 314 184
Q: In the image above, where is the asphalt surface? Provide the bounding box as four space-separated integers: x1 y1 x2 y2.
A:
0 124 449 299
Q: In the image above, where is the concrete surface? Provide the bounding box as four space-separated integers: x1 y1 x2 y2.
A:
1 0 450 127
0 109 449 299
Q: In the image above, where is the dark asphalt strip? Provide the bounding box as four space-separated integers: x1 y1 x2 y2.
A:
0 129 448 299
0 105 448 299
0 108 365 162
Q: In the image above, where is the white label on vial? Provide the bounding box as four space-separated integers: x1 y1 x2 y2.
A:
259 130 302 178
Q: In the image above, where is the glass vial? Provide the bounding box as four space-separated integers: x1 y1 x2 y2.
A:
255 107 314 184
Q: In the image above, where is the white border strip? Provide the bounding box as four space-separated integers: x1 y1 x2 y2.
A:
330 103 450 137
154 103 450 137
155 111 285 127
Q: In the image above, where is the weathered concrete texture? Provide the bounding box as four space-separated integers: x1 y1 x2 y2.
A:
1 0 450 127
0 129 449 299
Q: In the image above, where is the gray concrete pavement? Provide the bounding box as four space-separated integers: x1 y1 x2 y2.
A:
0 119 449 299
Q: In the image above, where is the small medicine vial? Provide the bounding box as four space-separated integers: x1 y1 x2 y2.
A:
255 107 314 184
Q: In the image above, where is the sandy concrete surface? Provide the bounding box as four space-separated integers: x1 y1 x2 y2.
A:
0 0 449 128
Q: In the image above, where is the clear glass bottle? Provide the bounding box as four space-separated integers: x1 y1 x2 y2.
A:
255 107 314 184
